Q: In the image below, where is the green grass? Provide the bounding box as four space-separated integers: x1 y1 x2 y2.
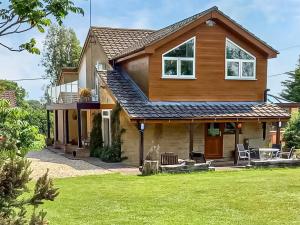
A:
41 169 300 225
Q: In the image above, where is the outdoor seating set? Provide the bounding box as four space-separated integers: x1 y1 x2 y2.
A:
157 152 214 174
236 143 296 165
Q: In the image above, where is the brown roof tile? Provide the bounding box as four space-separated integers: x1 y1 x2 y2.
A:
112 6 278 60
91 27 154 60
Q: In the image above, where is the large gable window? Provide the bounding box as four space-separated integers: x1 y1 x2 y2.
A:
225 38 256 80
162 37 195 79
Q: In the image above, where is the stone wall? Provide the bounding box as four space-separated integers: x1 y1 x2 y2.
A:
120 115 272 166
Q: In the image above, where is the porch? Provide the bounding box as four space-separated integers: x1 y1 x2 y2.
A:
130 119 285 167
46 102 100 151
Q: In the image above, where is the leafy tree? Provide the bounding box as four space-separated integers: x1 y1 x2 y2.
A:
0 80 26 106
24 100 49 135
0 100 45 152
0 0 83 54
281 67 300 102
0 99 57 224
283 112 300 148
41 24 81 84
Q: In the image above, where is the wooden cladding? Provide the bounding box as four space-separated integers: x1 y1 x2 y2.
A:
121 55 150 96
148 21 268 102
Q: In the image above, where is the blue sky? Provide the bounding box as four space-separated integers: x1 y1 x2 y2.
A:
0 0 299 100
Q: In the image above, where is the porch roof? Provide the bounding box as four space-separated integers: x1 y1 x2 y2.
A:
98 69 290 122
46 102 100 110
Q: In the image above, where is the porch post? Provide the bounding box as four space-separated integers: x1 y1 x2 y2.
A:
262 122 267 140
138 121 145 167
65 110 69 144
46 110 51 139
276 121 281 145
189 123 194 157
54 110 58 142
234 122 239 165
77 109 82 148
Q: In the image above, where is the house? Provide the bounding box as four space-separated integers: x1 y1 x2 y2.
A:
46 6 290 166
0 90 17 107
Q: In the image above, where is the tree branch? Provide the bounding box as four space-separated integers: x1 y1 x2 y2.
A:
0 13 16 28
1 24 34 36
0 16 21 36
0 42 24 52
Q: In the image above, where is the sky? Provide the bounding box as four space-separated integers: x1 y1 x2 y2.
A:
0 0 300 100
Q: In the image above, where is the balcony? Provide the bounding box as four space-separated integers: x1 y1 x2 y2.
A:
48 80 79 104
47 80 99 104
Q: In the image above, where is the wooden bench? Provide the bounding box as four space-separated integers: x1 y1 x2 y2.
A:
161 152 178 165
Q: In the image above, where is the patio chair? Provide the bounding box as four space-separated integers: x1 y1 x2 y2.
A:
161 152 178 165
236 144 251 165
272 144 282 158
277 146 295 159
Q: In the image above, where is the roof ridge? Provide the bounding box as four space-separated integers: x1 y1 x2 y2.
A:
91 26 156 32
112 6 218 59
112 6 277 60
147 6 218 36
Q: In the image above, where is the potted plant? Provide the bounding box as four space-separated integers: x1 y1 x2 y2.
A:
79 88 92 102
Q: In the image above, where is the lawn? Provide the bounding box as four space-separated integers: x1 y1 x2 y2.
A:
41 169 300 225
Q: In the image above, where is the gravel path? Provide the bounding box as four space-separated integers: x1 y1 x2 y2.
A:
27 149 111 179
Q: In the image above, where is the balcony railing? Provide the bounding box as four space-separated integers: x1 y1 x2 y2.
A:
47 80 79 104
47 80 99 104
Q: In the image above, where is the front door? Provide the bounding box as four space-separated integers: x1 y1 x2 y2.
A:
205 123 224 159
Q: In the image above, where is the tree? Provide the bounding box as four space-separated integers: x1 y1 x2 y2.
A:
281 67 300 102
0 80 26 106
24 100 49 135
0 100 45 152
41 25 81 84
0 0 83 54
283 112 300 148
0 99 57 224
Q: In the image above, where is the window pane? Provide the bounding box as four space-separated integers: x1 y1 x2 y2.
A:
227 61 239 77
164 59 177 75
165 39 194 57
242 62 254 77
208 123 220 137
226 40 254 60
180 60 193 76
224 122 235 134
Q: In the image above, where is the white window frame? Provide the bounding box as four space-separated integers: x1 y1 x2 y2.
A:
225 38 256 80
162 37 196 79
102 109 111 147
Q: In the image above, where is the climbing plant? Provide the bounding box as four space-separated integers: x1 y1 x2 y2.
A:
89 112 103 157
100 104 127 162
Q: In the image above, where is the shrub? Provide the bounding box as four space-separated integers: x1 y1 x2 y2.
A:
0 99 58 224
283 112 300 148
100 141 127 163
89 113 103 157
98 104 127 162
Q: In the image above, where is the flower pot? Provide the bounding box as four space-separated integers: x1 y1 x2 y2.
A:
80 96 91 102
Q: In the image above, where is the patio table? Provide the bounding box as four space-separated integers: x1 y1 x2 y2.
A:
259 148 280 160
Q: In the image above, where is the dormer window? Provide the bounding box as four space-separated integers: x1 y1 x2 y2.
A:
225 38 256 80
162 37 195 79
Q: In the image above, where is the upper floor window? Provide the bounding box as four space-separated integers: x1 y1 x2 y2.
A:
162 37 195 79
225 38 256 80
